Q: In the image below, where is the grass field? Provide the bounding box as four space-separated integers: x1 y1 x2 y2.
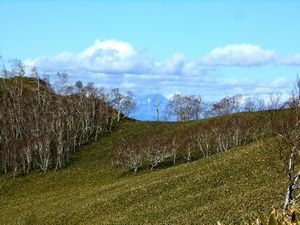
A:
0 120 287 224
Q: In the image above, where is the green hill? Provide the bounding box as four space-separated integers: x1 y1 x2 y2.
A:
0 119 286 224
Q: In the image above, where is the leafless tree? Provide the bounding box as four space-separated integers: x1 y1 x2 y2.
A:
120 91 136 119
143 133 172 170
210 94 242 116
266 78 300 211
244 97 256 112
165 94 202 121
114 133 143 174
109 88 136 121
256 94 267 111
0 62 119 176
153 95 161 121
193 125 213 157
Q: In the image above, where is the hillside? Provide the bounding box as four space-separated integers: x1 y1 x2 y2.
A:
0 120 287 224
0 76 120 175
0 76 53 94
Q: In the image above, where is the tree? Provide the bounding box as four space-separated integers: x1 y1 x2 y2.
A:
244 97 256 112
165 94 202 121
211 94 242 116
193 124 213 157
143 133 172 169
120 91 136 119
114 133 143 174
268 78 300 211
152 95 161 121
0 62 119 176
109 88 136 121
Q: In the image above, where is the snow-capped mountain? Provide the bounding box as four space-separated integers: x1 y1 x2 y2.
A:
131 94 168 121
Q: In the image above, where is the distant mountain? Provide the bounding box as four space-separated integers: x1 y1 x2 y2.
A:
131 94 168 121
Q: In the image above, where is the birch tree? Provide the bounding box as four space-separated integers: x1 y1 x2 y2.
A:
165 94 202 121
269 78 300 211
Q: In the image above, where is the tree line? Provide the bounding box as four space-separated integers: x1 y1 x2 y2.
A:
113 113 267 173
0 61 135 177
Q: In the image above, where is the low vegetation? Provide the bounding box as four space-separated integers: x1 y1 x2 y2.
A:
0 120 287 224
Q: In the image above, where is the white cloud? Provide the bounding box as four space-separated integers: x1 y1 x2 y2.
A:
281 53 300 66
25 39 154 74
24 41 278 79
200 44 277 66
22 40 295 101
159 53 185 74
270 77 288 88
154 53 215 77
24 40 214 77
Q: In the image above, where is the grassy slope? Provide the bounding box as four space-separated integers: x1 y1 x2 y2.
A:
0 120 286 224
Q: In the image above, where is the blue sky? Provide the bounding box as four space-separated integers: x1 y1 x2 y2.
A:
1 0 300 100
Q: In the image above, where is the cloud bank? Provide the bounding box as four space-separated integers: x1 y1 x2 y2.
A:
199 44 277 66
281 53 300 66
23 40 296 99
25 40 153 74
25 41 278 75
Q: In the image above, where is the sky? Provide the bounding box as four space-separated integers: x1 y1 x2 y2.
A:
1 0 300 101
